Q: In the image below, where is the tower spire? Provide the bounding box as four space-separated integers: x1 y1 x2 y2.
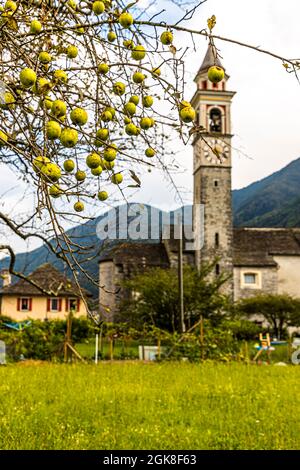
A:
199 44 224 72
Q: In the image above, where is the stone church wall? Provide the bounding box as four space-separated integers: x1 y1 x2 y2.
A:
233 266 278 301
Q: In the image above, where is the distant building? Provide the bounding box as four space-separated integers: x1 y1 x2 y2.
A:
0 263 89 321
98 44 300 320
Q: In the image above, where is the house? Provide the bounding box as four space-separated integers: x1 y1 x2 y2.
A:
98 44 300 320
0 263 89 321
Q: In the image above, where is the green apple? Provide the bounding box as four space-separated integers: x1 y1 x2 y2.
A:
44 97 53 110
76 25 85 34
207 65 225 83
129 95 140 105
30 20 42 34
46 121 61 140
105 106 116 118
131 45 146 61
63 159 75 172
75 170 86 182
49 184 62 198
68 0 77 10
20 68 37 88
179 100 192 110
142 95 153 108
103 145 117 162
145 147 156 158
124 116 131 125
74 201 84 212
70 107 88 126
111 173 123 185
67 45 78 59
123 39 134 49
180 106 196 123
119 12 134 29
33 156 50 173
140 117 152 130
54 69 68 84
98 190 108 201
0 91 15 110
133 71 145 84
125 123 138 136
113 82 126 96
101 110 113 122
152 67 161 77
60 128 78 148
102 160 115 170
38 51 52 64
92 1 105 14
96 128 109 141
5 1 17 11
86 152 101 169
0 130 8 146
124 102 136 116
41 162 62 182
98 63 110 75
160 31 173 45
91 166 103 176
51 99 67 117
32 78 51 95
107 31 117 42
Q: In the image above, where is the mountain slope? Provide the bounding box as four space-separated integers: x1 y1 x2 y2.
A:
233 157 300 227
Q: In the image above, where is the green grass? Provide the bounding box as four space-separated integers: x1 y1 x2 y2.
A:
0 362 300 450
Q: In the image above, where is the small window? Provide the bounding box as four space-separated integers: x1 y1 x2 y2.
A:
214 180 219 187
50 298 59 312
215 233 219 247
213 82 218 89
216 264 220 276
21 298 30 311
201 80 207 90
244 273 257 284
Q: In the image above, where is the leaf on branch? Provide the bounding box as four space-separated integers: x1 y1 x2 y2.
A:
7 18 18 31
207 15 216 32
129 170 141 187
169 45 177 56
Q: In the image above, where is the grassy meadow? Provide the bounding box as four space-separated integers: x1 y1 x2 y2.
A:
0 362 300 450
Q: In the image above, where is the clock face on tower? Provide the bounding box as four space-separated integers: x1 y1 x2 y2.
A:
203 138 230 165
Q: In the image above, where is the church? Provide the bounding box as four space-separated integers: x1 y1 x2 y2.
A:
99 45 300 320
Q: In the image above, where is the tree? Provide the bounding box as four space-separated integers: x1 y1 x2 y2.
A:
119 263 230 331
0 1 299 318
236 294 300 339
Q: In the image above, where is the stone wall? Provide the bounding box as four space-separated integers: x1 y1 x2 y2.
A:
233 266 278 301
195 165 234 297
99 261 119 321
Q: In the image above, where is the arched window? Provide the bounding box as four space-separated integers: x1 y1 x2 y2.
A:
209 107 222 133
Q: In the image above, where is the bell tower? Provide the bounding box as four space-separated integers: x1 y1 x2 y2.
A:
191 45 236 296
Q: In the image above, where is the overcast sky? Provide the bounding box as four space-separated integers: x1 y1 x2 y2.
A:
1 0 300 254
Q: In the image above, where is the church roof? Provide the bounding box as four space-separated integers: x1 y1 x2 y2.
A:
0 263 89 297
197 44 224 76
99 242 170 268
233 228 300 267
